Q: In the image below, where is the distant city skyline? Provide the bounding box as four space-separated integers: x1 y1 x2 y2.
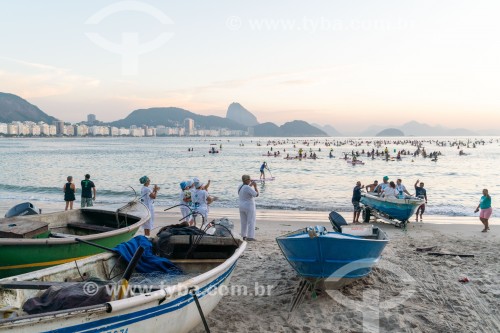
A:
1 1 499 132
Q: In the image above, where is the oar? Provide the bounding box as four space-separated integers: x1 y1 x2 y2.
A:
117 246 145 300
266 166 273 178
75 237 120 255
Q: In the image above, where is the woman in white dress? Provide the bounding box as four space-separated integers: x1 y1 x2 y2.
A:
238 174 259 241
139 176 159 236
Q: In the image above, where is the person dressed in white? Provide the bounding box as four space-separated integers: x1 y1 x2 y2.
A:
179 180 194 225
139 176 159 237
191 180 209 227
383 181 399 199
238 174 259 241
396 178 411 198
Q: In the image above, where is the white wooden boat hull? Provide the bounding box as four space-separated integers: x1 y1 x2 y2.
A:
0 240 246 333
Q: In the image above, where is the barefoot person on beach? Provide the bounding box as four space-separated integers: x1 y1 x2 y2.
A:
139 176 159 237
475 189 492 232
238 175 259 241
63 176 76 210
80 174 96 207
352 181 364 223
415 179 428 222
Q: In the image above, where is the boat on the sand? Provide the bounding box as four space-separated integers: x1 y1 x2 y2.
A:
0 232 246 333
360 193 424 227
276 213 388 290
0 201 149 278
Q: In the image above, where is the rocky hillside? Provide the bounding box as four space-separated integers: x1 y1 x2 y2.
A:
0 92 57 123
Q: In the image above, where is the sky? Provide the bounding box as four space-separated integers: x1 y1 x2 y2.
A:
1 0 499 132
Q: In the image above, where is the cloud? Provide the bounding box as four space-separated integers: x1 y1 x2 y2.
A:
0 57 100 98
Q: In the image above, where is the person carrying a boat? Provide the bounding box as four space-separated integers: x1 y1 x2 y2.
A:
352 181 364 223
414 179 427 222
63 176 76 211
238 175 259 241
139 176 159 236
366 180 379 193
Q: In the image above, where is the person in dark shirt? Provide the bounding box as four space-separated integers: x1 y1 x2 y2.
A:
63 176 76 211
352 181 365 223
414 179 428 222
81 174 96 207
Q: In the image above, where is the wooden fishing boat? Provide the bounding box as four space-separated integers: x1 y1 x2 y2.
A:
0 201 149 278
0 235 246 333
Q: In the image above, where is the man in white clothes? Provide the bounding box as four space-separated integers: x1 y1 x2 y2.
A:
238 174 259 241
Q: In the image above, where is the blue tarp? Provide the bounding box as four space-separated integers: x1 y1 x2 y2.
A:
113 235 182 274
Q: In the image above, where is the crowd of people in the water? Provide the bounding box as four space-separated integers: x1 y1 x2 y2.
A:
253 137 493 164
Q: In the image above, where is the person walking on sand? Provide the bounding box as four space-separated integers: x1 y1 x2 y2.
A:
80 174 96 207
352 181 364 223
139 176 159 237
63 176 76 210
414 179 428 222
238 175 259 241
475 189 492 232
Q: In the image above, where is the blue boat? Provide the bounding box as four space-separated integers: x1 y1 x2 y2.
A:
360 193 424 226
276 224 389 289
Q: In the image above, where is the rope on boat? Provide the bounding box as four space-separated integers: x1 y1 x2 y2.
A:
190 287 211 333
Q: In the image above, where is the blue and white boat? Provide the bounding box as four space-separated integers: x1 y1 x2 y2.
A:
0 235 246 333
276 225 388 289
360 193 424 226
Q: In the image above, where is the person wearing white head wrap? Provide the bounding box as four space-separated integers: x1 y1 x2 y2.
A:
139 176 159 236
191 180 209 227
179 180 193 225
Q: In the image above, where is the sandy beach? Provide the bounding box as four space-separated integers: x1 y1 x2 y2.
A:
1 202 498 332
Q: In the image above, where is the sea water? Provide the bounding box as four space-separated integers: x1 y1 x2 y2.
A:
0 136 498 217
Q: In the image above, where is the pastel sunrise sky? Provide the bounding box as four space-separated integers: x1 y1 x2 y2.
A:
1 0 499 132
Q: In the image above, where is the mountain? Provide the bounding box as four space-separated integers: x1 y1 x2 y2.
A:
253 120 327 137
312 123 343 136
226 102 259 126
109 107 246 130
376 128 404 137
360 121 478 136
400 121 477 136
0 92 58 123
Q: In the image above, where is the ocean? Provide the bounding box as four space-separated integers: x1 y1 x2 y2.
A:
0 136 498 217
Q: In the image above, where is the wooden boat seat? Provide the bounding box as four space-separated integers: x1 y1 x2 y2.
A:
0 219 49 238
67 223 115 233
